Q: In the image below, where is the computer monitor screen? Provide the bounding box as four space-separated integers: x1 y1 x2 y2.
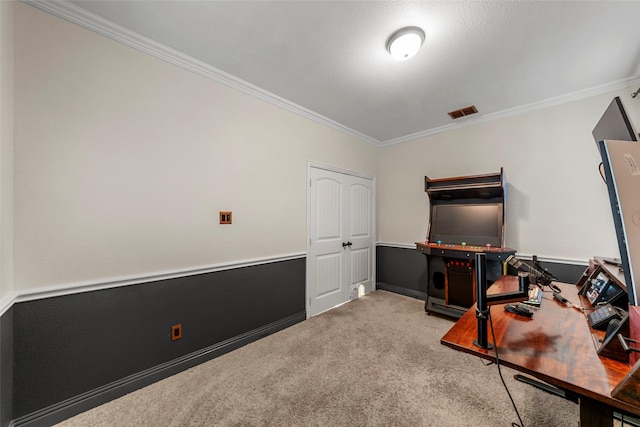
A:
586 272 611 305
592 96 638 145
429 203 502 247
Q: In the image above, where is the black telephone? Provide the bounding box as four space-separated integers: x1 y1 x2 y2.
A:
588 303 622 329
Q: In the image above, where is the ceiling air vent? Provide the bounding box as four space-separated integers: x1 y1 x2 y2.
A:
448 105 478 120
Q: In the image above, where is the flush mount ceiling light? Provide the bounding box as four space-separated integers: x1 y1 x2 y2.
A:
386 26 425 60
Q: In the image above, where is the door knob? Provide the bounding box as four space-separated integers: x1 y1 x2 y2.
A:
342 241 353 247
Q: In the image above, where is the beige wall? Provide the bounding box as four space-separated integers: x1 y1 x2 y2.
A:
379 88 640 262
8 2 640 296
0 0 14 302
12 3 377 291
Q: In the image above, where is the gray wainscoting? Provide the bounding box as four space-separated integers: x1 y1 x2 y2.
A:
376 245 428 300
376 244 587 299
2 257 305 427
1 247 589 427
0 306 13 427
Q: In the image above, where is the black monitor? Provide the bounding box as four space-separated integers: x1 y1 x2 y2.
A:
585 271 626 306
429 202 503 247
592 96 638 145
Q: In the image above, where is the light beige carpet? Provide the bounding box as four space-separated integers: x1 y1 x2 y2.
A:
55 290 579 426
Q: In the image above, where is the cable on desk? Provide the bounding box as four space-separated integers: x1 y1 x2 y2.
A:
488 307 525 427
533 280 562 296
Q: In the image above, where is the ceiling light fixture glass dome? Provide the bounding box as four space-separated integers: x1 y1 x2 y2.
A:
386 26 425 60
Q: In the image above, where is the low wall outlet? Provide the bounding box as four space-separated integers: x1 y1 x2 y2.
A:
171 324 183 341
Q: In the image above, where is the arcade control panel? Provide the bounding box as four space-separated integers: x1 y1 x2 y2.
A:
415 241 516 262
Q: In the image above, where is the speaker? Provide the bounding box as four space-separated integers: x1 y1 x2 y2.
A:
428 257 446 299
447 263 474 308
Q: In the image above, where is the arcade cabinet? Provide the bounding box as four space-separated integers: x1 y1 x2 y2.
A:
416 168 515 318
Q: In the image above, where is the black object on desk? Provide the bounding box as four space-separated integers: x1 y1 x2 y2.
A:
473 253 528 349
504 304 533 317
589 304 623 329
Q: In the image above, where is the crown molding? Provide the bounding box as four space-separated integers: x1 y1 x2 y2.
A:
21 0 381 147
380 76 640 147
19 1 640 149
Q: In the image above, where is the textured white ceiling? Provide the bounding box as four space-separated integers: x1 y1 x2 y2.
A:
33 1 640 145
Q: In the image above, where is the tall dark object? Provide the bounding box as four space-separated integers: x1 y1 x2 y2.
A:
473 252 529 349
592 97 640 306
598 139 640 306
473 253 491 349
592 96 638 145
416 169 515 318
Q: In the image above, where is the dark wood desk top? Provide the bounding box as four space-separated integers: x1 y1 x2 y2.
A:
441 276 640 416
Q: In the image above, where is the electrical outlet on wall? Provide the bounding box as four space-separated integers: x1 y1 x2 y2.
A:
171 324 182 341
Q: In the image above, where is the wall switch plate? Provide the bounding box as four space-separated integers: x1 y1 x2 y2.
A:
220 211 232 224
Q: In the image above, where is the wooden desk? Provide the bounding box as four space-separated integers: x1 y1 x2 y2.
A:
441 276 640 426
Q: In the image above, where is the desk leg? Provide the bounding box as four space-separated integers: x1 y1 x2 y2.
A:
579 397 613 427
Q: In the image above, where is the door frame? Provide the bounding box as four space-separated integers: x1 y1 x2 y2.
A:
306 161 376 318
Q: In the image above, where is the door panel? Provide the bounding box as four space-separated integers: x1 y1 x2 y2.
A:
350 183 371 238
316 253 342 297
308 168 347 315
316 178 342 241
349 247 370 285
348 178 372 295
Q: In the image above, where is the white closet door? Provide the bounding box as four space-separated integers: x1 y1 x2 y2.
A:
307 166 373 317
